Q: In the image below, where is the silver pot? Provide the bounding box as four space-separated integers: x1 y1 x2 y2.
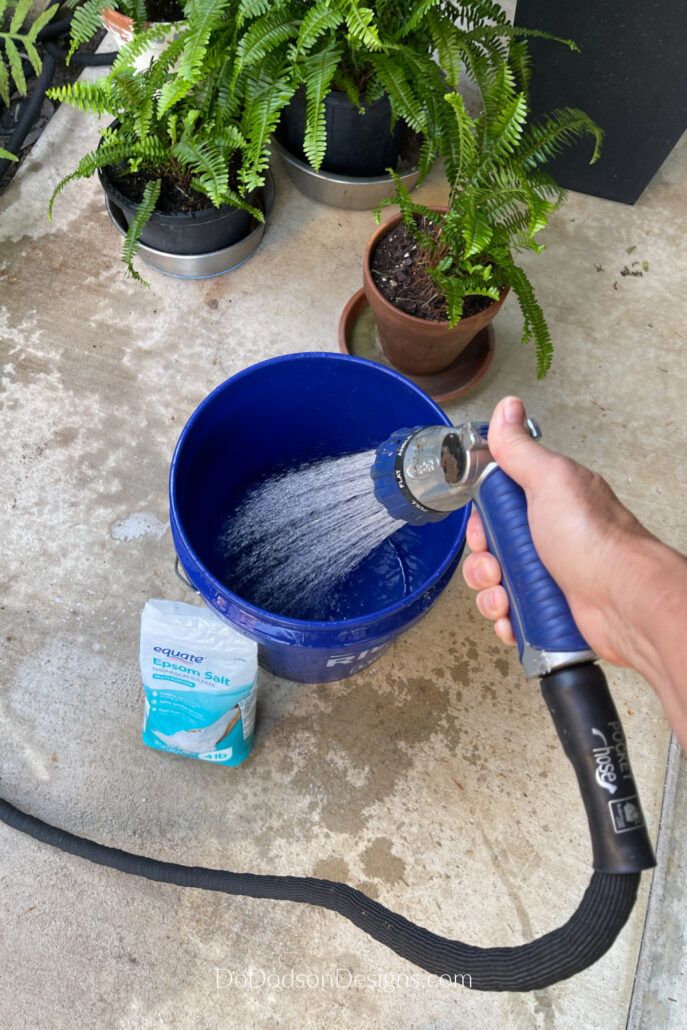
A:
271 138 419 211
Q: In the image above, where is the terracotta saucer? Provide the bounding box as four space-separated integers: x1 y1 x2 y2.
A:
338 289 495 402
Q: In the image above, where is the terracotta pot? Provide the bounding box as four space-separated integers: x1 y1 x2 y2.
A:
101 7 183 71
362 210 510 376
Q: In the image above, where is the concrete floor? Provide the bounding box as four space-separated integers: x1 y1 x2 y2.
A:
1 53 686 1030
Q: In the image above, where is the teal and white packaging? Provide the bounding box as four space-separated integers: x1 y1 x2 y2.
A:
140 599 258 766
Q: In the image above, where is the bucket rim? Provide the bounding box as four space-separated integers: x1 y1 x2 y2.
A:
169 352 468 636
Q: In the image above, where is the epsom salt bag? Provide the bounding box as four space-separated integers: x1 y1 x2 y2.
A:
140 600 258 766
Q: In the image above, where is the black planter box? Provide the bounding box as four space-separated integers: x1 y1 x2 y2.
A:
514 1 687 204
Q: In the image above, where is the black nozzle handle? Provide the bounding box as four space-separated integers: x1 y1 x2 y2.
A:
541 662 656 873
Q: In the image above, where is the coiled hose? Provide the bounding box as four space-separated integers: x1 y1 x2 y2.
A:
0 795 639 992
0 19 115 181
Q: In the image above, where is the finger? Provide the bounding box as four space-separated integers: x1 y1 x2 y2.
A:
475 584 510 621
462 552 502 591
466 509 488 553
487 396 552 488
494 617 517 647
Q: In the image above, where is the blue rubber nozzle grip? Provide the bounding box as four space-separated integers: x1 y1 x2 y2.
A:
477 466 590 662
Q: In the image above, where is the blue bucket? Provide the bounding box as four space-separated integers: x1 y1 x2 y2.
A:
169 353 469 683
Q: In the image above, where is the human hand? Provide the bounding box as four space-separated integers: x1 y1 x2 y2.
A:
461 396 653 668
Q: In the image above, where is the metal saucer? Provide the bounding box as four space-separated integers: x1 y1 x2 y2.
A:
271 138 419 210
104 171 275 280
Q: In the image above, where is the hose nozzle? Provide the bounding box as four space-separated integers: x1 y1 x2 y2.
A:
371 423 490 524
372 420 543 525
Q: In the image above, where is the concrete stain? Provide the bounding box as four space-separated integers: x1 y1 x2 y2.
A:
361 836 407 885
311 856 352 883
259 671 457 837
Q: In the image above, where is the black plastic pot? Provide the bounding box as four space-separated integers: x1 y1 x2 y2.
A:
97 165 255 255
278 88 403 176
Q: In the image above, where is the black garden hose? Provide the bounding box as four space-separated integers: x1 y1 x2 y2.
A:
0 50 55 180
0 22 115 181
44 40 118 66
36 17 74 42
0 666 655 991
0 794 640 992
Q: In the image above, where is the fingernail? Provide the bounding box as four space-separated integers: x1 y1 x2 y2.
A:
504 397 525 425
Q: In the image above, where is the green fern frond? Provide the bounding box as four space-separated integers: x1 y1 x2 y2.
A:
450 0 509 30
46 79 111 117
1 0 57 74
3 38 25 95
214 124 248 153
0 59 9 108
150 31 188 77
129 0 148 29
156 74 195 117
431 270 501 326
121 178 161 285
211 184 263 222
171 139 228 205
48 169 87 220
369 52 426 134
508 37 532 92
397 0 442 38
2 0 58 81
239 60 298 186
458 21 579 56
416 135 436 181
442 91 476 183
343 1 381 50
111 22 178 74
9 0 32 32
67 0 109 59
301 43 342 169
235 8 298 75
177 0 232 84
519 108 604 167
499 258 552 378
426 10 462 89
433 273 466 325
374 172 438 233
487 90 528 160
29 0 58 37
48 139 132 219
0 145 18 162
296 5 344 53
459 196 493 259
480 61 516 126
21 37 42 78
237 0 276 28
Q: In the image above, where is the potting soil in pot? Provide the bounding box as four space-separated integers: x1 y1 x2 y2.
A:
99 151 256 254
371 219 495 320
218 450 431 622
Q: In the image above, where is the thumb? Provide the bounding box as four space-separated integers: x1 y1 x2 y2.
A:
487 396 549 489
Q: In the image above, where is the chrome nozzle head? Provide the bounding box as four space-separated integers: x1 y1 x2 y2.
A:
371 424 480 524
372 419 543 525
398 424 491 513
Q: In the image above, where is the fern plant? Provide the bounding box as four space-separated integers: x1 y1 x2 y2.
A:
374 67 603 378
47 13 268 284
232 0 580 176
1 0 58 161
